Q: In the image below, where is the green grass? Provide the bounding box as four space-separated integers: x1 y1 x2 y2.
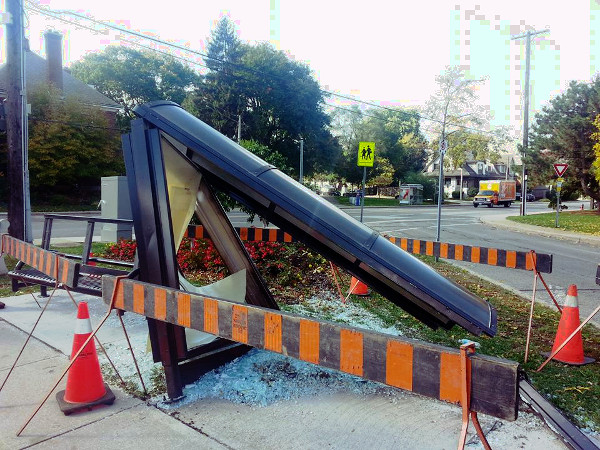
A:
507 210 600 235
336 255 600 432
50 242 111 258
0 255 38 297
336 196 399 207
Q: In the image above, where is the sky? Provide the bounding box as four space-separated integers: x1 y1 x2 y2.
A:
0 0 594 108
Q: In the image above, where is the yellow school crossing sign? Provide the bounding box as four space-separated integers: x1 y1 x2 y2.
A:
358 142 375 167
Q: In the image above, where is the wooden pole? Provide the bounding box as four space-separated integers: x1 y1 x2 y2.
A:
6 0 25 240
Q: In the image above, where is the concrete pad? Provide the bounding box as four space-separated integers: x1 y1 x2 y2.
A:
0 320 223 449
164 390 567 450
29 404 228 449
0 317 63 370
0 322 131 447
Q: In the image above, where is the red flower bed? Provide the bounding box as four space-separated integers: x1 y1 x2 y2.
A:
101 237 332 303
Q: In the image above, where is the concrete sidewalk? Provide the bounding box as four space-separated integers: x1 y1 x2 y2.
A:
0 290 574 449
0 292 225 449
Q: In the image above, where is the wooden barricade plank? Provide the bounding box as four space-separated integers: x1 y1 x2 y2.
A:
184 225 552 273
102 276 520 421
2 235 81 290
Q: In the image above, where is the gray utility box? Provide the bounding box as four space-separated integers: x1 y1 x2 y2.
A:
101 176 133 242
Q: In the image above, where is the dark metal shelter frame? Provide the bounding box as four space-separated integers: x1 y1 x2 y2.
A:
122 101 497 400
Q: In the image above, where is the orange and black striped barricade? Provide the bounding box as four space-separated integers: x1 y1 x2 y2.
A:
185 226 552 273
102 275 520 423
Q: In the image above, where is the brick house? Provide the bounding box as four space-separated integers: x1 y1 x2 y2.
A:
0 31 120 120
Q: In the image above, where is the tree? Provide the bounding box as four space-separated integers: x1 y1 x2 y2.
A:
443 130 500 170
236 42 340 175
530 78 600 205
24 84 122 201
370 156 394 187
331 106 427 186
356 108 427 181
184 17 246 138
70 47 200 123
591 114 600 185
186 18 341 177
423 66 488 168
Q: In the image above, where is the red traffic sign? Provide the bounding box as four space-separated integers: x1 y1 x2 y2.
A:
553 163 568 177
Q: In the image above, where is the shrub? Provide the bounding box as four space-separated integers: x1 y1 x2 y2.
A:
100 237 330 297
102 239 137 262
467 187 478 198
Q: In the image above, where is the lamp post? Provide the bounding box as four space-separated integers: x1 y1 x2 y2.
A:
299 138 304 184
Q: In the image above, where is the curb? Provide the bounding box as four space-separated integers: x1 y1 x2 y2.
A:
479 216 600 247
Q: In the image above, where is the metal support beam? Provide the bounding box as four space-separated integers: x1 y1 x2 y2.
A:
122 119 185 401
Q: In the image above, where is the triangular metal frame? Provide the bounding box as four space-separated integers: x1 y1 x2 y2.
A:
123 118 278 399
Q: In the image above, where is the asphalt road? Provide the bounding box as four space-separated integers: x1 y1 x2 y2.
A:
339 200 600 327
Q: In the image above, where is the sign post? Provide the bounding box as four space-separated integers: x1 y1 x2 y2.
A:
436 139 447 244
553 164 568 228
358 142 375 223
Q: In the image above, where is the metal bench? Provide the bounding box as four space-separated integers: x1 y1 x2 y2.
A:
8 214 134 297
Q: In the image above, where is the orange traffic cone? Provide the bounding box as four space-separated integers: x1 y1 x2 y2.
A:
56 301 115 415
542 285 595 366
348 277 370 296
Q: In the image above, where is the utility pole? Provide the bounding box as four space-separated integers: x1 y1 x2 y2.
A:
237 114 241 143
6 0 29 241
512 29 549 216
299 138 304 184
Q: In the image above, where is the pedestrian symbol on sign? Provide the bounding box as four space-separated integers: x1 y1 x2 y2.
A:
358 142 375 167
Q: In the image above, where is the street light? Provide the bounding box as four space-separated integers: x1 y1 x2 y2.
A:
299 138 304 184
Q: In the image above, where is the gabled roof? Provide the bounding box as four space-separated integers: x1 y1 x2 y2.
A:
0 50 120 111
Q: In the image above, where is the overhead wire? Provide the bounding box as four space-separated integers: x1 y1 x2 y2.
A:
24 1 498 137
28 116 125 131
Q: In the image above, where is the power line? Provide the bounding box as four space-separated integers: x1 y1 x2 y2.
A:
25 1 497 136
28 116 125 131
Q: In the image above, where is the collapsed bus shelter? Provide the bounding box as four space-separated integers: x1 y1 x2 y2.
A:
121 101 497 401
6 101 598 448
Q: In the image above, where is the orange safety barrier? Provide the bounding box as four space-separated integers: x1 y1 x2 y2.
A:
101 275 520 422
184 226 553 273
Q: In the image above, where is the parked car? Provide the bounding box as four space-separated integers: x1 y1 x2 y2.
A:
516 192 535 202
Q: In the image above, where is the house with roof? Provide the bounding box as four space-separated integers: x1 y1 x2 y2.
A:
423 155 516 198
0 31 120 119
